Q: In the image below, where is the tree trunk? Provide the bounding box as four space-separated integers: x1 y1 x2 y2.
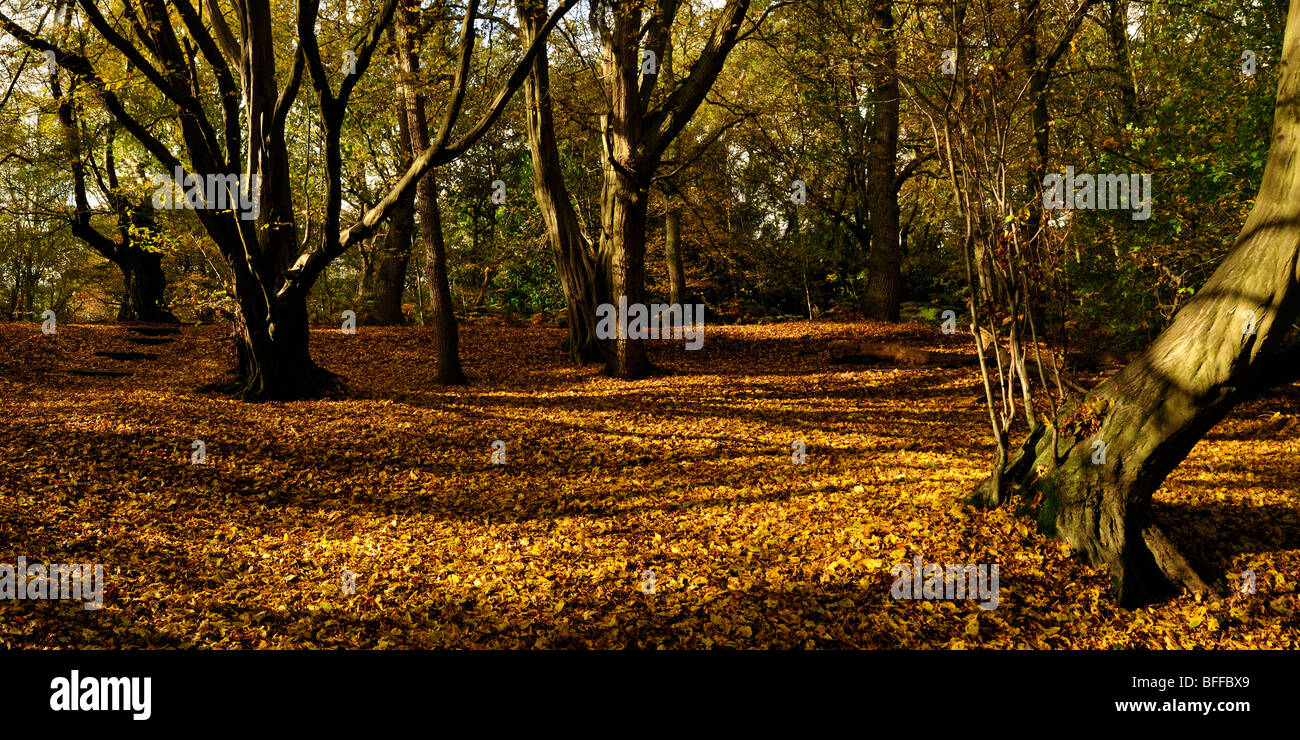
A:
971 0 1300 606
1106 0 1138 124
397 4 465 384
5 260 18 319
371 190 414 325
226 285 339 401
371 229 411 325
517 0 603 364
665 208 685 307
420 172 466 384
53 70 175 324
371 79 416 327
593 3 656 380
116 246 175 323
599 147 653 378
662 32 686 311
1020 0 1050 262
862 0 902 322
521 0 747 376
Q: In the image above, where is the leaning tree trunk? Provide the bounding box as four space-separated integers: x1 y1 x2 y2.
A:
971 0 1300 606
518 0 604 364
861 0 902 322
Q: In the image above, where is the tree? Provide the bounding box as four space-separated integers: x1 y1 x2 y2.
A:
395 0 465 384
53 72 176 323
369 91 416 327
860 0 901 321
0 0 574 399
518 0 759 376
970 0 1300 606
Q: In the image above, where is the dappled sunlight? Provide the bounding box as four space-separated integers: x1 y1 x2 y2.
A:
2 320 1296 648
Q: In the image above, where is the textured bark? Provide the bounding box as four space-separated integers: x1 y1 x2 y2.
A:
517 1 603 363
596 2 653 379
371 205 413 326
598 149 653 378
419 172 466 385
596 1 750 377
862 0 901 322
224 282 339 401
972 0 1300 606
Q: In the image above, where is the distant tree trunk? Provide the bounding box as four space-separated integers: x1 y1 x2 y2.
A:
5 261 18 318
1020 0 1098 262
1106 0 1138 124
518 0 749 377
1020 0 1050 262
116 247 171 322
662 36 686 310
971 0 1300 606
517 0 603 363
420 171 465 384
372 93 416 326
862 0 901 322
356 237 373 304
397 3 465 384
53 71 175 323
665 207 685 306
371 200 413 325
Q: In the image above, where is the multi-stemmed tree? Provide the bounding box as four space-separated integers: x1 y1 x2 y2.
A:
0 0 575 399
518 0 760 376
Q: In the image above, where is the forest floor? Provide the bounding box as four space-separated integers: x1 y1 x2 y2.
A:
1 318 1297 648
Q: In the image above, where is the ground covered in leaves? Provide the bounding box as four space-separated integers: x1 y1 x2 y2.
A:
1 318 1297 648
